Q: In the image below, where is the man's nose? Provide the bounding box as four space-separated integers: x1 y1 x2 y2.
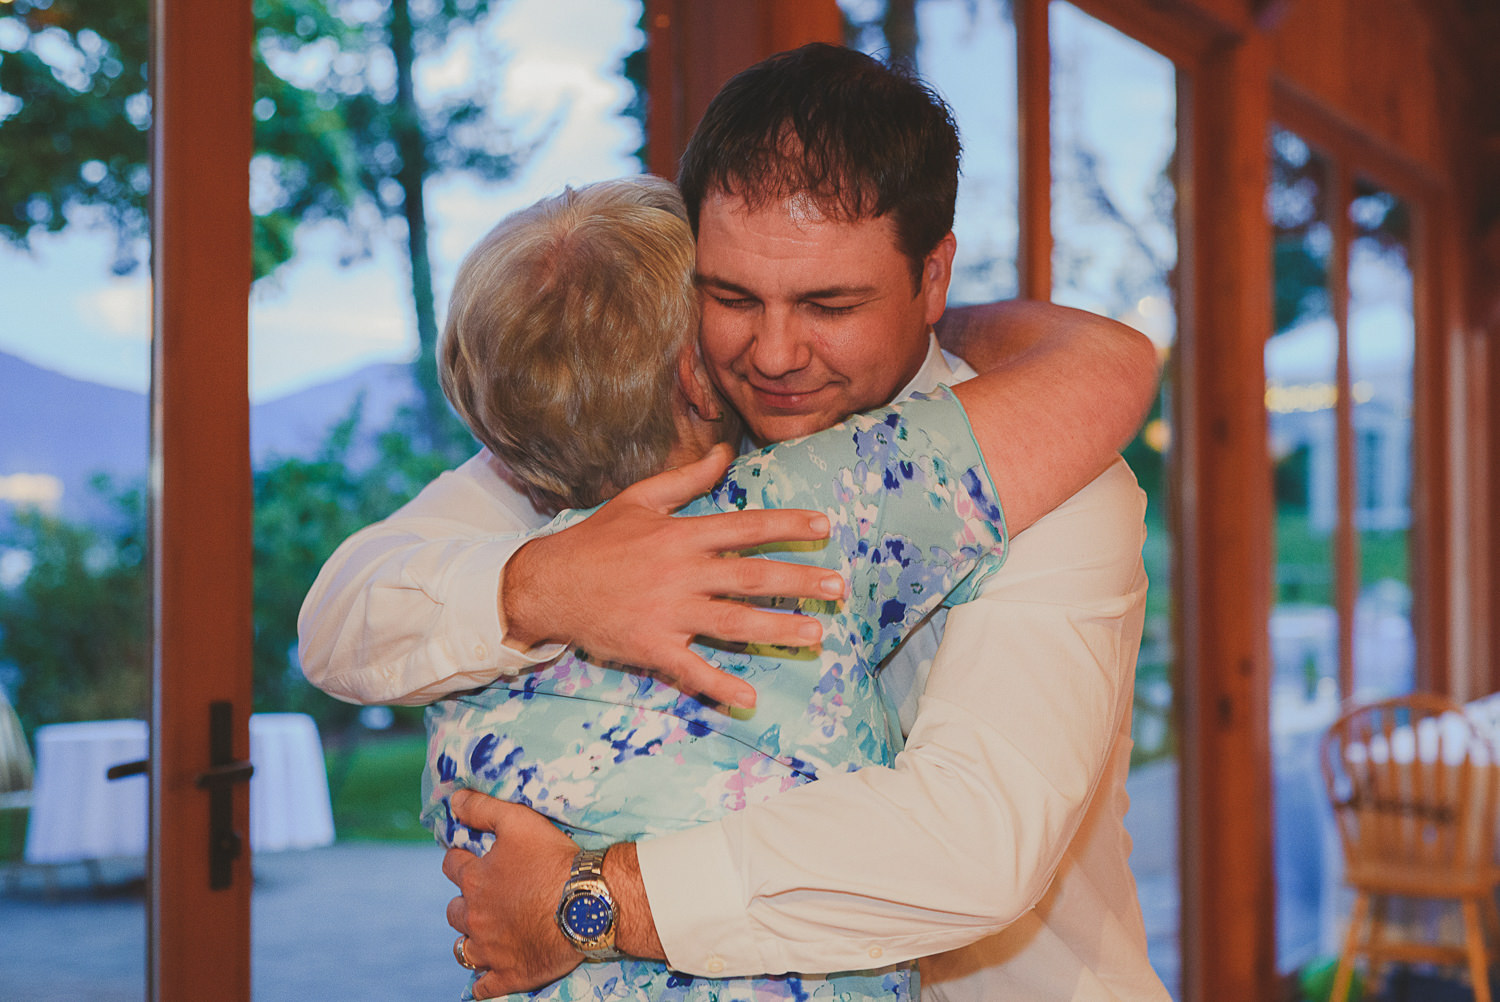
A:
748 309 812 377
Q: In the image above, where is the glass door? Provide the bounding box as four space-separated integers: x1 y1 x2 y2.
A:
841 0 1184 992
244 1 649 996
1048 4 1180 992
1267 125 1420 977
0 0 152 995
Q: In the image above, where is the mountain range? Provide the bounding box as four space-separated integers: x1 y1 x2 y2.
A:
0 350 422 526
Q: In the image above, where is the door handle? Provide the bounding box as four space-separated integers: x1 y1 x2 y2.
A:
197 700 254 890
98 703 254 889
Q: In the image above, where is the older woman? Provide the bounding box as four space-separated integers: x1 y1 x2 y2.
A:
422 175 1121 1001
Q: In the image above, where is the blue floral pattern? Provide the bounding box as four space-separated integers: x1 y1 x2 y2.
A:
424 388 1005 1001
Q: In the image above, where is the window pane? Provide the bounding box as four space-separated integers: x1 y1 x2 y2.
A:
0 0 150 994
245 3 646 996
1050 3 1179 994
1265 126 1340 974
1347 180 1414 702
843 0 1019 302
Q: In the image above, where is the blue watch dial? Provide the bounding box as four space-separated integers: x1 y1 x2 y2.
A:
563 892 612 938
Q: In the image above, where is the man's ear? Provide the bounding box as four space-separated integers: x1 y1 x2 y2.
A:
920 232 957 327
676 344 724 422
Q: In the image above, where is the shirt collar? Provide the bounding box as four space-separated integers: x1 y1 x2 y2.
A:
891 331 977 402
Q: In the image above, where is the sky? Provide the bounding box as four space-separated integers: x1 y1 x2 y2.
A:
0 0 1402 404
0 0 645 402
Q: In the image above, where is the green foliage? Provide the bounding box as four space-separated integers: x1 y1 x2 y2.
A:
0 0 525 459
251 401 457 727
0 0 151 273
1273 237 1329 335
0 0 514 275
1296 955 1363 1002
325 732 431 842
0 478 149 736
0 401 460 739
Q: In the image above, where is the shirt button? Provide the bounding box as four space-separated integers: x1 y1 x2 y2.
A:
473 644 486 659
706 957 725 975
868 946 883 960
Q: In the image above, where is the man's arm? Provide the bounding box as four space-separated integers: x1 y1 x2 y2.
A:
939 299 1157 532
298 457 557 706
299 448 841 709
499 300 1159 700
444 461 1148 989
302 301 1155 708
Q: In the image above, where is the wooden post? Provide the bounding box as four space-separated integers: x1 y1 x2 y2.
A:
646 0 843 178
149 1 255 998
1175 25 1278 1002
1015 0 1052 301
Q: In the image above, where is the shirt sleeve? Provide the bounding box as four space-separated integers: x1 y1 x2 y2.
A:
297 463 565 707
636 459 1148 976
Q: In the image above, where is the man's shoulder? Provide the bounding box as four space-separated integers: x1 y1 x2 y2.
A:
386 450 551 534
1047 457 1146 519
971 457 1146 594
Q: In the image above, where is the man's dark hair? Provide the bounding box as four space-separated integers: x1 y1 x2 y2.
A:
677 43 961 285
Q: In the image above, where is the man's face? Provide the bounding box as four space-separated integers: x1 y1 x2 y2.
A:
694 191 954 445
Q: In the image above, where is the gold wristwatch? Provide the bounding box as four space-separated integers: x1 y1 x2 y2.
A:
555 848 624 960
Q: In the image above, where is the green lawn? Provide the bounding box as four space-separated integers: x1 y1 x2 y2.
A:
0 806 24 861
325 731 432 843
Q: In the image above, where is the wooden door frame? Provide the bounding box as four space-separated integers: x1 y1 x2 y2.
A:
148 1 255 999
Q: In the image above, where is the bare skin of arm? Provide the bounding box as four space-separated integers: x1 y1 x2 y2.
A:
938 298 1158 531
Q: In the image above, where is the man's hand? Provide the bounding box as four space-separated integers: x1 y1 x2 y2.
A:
443 792 583 998
501 443 846 709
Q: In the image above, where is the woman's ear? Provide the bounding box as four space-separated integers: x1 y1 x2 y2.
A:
676 343 724 422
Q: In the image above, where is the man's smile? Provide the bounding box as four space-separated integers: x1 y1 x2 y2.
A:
744 380 836 411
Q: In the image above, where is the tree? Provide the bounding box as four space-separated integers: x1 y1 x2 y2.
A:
250 403 454 728
0 479 149 735
254 0 527 456
0 406 451 736
0 0 527 457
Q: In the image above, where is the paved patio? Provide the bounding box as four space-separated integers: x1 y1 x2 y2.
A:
1 806 1482 1001
1 841 462 1000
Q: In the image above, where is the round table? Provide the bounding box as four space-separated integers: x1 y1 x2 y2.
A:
23 714 336 865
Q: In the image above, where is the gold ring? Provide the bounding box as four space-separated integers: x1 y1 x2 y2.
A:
454 934 480 971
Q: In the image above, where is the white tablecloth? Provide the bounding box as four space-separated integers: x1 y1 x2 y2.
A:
23 713 336 864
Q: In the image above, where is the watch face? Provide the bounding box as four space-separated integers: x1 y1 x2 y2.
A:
562 892 612 939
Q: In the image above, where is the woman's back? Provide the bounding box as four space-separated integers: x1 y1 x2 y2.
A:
423 389 1005 1001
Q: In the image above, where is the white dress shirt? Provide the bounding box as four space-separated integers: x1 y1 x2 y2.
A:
297 338 1168 1000
298 450 560 705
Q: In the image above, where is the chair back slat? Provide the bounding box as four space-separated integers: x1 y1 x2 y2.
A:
1321 694 1498 875
1321 692 1500 1002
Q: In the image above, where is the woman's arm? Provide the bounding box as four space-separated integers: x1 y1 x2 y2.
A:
938 299 1159 534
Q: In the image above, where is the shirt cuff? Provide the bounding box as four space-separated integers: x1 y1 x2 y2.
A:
439 536 566 676
636 824 764 978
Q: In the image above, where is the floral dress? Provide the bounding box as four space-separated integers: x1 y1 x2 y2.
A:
423 387 1006 1001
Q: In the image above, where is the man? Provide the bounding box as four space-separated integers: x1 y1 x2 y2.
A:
301 43 1166 1002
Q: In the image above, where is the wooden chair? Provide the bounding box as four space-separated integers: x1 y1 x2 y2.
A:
0 687 31 810
1321 694 1500 1002
0 689 33 888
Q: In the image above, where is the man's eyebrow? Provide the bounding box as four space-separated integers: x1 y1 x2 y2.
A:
694 272 881 300
694 271 754 296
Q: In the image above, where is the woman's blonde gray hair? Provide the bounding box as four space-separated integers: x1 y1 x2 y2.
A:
439 176 699 512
